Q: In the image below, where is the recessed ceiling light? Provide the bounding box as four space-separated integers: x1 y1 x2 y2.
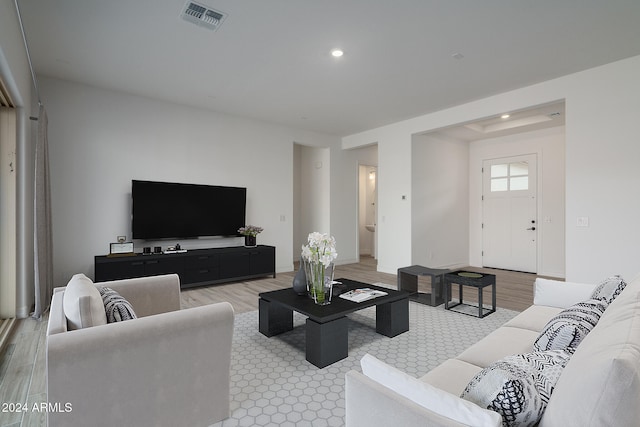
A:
501 114 510 119
331 49 344 58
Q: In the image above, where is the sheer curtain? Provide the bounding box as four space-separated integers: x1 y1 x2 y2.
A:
32 104 53 319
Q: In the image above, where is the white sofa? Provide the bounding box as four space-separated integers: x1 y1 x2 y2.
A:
345 274 640 426
46 274 234 427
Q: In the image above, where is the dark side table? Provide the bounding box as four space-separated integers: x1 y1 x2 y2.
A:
444 271 496 318
397 265 450 306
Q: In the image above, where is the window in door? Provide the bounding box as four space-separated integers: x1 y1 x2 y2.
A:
490 161 529 192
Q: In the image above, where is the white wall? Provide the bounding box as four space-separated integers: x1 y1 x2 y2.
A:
0 1 35 318
343 55 640 282
412 134 469 269
0 108 17 318
564 61 640 282
294 144 330 259
40 77 343 286
469 126 566 277
375 132 414 274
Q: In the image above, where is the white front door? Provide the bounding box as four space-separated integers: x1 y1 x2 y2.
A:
482 154 537 273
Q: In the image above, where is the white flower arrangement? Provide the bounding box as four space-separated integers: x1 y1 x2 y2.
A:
301 232 338 267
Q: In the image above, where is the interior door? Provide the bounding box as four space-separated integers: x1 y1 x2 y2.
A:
482 154 537 273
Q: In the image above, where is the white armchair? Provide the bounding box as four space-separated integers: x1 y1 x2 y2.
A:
46 273 234 427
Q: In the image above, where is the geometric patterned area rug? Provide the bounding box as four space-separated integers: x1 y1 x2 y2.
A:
212 285 519 427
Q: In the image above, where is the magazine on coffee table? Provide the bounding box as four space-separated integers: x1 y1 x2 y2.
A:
339 288 388 303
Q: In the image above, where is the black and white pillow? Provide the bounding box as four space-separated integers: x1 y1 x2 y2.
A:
98 287 137 323
533 299 607 352
590 275 627 305
461 349 574 427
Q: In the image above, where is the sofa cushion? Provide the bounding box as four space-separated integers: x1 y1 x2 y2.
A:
421 359 483 396
590 275 627 305
456 326 539 368
98 287 138 323
461 349 574 427
503 305 563 333
541 281 640 427
533 299 607 352
63 274 108 330
361 354 502 427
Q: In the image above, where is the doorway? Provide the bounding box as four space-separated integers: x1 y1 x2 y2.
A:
482 154 537 273
358 165 377 259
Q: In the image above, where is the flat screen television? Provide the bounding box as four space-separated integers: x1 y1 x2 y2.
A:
131 180 246 240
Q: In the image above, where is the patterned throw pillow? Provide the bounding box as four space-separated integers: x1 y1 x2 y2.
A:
590 275 627 305
461 349 574 427
98 287 137 323
533 299 607 352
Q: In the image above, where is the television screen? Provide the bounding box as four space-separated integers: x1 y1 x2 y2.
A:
132 180 246 239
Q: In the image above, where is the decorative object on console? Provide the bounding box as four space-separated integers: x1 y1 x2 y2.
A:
164 243 187 254
238 225 263 247
301 232 338 305
292 263 307 295
109 241 134 257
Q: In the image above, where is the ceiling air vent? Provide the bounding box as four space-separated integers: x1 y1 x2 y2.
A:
181 1 226 31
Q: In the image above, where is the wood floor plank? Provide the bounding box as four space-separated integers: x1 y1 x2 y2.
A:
0 363 32 426
21 393 46 427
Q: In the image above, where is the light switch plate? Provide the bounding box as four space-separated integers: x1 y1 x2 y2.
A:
576 217 589 227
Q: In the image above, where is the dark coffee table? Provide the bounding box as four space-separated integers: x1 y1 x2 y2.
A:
259 278 409 368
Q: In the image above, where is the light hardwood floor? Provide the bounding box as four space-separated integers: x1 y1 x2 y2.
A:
0 257 540 427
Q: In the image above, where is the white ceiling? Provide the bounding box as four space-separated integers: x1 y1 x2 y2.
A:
18 0 640 136
431 101 566 142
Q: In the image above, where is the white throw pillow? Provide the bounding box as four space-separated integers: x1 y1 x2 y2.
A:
461 349 574 427
360 354 502 427
63 273 107 330
533 278 598 308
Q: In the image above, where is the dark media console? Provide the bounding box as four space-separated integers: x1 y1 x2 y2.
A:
95 245 276 289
